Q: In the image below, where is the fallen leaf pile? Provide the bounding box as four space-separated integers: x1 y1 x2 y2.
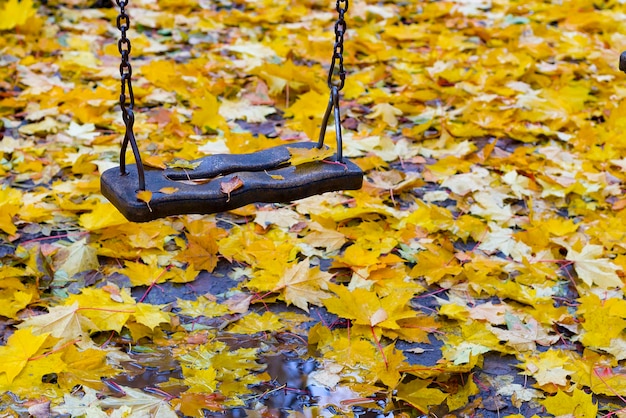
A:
1 0 626 416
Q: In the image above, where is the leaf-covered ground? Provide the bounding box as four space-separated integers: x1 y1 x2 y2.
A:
2 0 626 416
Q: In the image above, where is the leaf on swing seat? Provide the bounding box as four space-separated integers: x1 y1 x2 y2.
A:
173 178 211 186
265 170 284 180
166 158 201 170
136 190 153 212
286 146 334 166
143 155 167 169
220 176 244 202
158 187 179 194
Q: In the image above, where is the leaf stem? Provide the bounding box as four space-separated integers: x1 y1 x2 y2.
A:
370 325 388 369
593 366 626 405
138 266 172 303
29 339 81 361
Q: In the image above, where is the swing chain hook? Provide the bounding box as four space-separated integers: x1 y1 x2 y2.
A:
115 0 145 190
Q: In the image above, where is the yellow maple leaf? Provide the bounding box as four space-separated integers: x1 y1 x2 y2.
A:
176 296 229 318
79 201 129 230
0 203 18 235
159 186 179 194
98 385 178 415
118 261 173 287
53 238 99 278
387 315 440 344
337 242 384 267
541 388 597 418
366 102 403 128
61 345 118 389
302 222 346 252
395 378 448 413
287 146 334 166
136 189 153 207
520 349 575 387
446 378 480 412
0 0 37 31
227 311 284 334
218 98 275 123
173 393 225 417
254 60 324 96
410 245 463 284
183 365 218 393
488 314 558 352
566 244 623 288
371 344 407 388
0 277 36 319
576 294 626 348
324 285 415 330
177 221 223 272
285 90 327 121
191 93 225 132
273 258 333 312
65 288 136 333
218 223 296 271
133 303 170 330
18 303 84 343
0 328 49 383
0 351 67 395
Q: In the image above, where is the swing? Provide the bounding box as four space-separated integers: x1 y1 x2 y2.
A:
100 0 363 222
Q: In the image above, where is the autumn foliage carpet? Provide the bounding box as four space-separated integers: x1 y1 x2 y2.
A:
1 0 626 416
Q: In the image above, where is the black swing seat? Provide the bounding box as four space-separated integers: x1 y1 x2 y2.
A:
100 142 363 222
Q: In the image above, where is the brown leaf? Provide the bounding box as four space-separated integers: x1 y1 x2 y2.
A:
220 176 244 202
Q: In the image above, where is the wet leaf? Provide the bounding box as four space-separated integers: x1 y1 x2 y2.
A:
287 146 334 166
541 388 597 418
0 328 49 383
566 244 623 288
53 239 99 278
158 186 179 194
18 303 83 343
228 311 284 334
272 258 334 312
99 386 177 417
220 176 244 202
166 159 201 170
395 379 448 413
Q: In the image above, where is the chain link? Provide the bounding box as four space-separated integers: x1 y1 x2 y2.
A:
327 0 348 90
115 0 145 189
116 0 134 115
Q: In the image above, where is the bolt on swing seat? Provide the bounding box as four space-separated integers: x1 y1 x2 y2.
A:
100 0 362 223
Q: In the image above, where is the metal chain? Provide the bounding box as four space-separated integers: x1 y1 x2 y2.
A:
115 0 145 190
327 0 348 90
318 0 349 162
116 0 134 120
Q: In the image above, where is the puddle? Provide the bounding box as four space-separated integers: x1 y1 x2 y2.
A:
261 353 317 411
246 353 393 417
106 348 185 398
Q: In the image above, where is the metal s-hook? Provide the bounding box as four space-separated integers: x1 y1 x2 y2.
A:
119 109 145 191
317 86 344 163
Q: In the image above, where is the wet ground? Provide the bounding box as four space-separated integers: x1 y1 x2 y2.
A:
97 261 548 417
